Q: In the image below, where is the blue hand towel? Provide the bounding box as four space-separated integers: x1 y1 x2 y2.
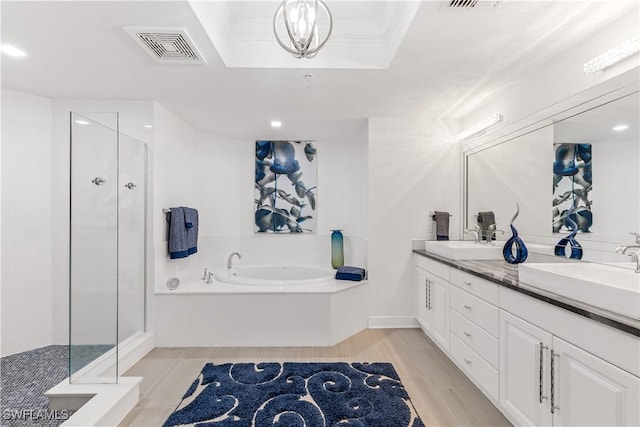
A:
182 207 199 256
336 266 366 282
168 207 189 259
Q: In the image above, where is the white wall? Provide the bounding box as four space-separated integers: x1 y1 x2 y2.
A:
367 118 460 326
460 8 639 132
153 104 369 293
1 90 53 356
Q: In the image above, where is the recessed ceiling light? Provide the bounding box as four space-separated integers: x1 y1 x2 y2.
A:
143 124 153 128
271 120 282 128
74 120 90 125
0 44 27 57
612 124 629 132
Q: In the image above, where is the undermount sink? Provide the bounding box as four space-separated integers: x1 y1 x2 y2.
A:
423 240 504 260
519 262 640 320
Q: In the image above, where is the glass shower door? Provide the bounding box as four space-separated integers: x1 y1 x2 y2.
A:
69 112 118 383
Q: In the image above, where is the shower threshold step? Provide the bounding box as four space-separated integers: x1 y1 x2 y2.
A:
45 332 154 426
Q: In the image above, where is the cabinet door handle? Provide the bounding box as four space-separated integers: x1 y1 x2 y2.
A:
464 281 472 286
463 305 472 310
425 279 429 310
464 358 471 365
539 343 549 403
427 279 431 310
550 350 560 414
463 332 472 338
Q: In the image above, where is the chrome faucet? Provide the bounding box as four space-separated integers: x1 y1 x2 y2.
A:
227 252 242 269
201 268 208 281
464 225 481 244
206 271 214 284
615 232 640 273
483 224 505 244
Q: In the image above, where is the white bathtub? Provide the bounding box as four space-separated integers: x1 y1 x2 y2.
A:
213 265 335 286
154 264 369 346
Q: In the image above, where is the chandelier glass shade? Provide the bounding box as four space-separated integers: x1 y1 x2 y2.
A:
273 0 333 59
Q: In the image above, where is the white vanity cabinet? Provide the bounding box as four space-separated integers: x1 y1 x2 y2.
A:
448 269 501 401
500 299 640 427
415 256 450 352
415 251 640 427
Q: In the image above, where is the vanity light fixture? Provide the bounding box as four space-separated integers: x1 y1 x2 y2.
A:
74 120 90 125
583 35 639 73
273 0 333 59
456 114 503 140
612 124 629 132
143 124 153 128
0 44 27 57
270 120 282 128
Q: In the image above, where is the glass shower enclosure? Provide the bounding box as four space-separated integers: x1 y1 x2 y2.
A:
69 112 146 383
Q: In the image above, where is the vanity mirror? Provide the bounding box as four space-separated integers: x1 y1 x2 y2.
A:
463 74 639 263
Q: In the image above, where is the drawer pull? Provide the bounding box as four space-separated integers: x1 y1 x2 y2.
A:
464 281 472 286
463 332 472 338
463 305 472 310
464 358 472 364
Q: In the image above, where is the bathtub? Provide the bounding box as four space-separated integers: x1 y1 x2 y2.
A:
154 264 369 346
213 265 335 286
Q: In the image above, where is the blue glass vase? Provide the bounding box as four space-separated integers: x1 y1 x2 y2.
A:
502 203 528 264
331 230 344 269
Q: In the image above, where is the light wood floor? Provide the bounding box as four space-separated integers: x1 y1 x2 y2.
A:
120 328 511 426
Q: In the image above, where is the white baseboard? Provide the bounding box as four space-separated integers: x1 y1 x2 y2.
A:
368 316 418 329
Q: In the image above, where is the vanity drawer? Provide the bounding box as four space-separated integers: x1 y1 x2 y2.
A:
450 269 499 306
415 255 450 281
450 333 499 401
450 309 499 369
450 285 499 337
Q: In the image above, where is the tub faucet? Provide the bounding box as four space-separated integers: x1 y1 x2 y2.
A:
227 252 242 269
615 232 640 273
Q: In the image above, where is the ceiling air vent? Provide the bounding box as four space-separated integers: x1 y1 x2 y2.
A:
449 0 500 8
125 27 206 64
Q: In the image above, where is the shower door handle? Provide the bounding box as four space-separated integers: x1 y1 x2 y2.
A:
91 177 106 186
125 182 137 190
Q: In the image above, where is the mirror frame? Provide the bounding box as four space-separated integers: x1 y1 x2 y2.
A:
460 70 640 239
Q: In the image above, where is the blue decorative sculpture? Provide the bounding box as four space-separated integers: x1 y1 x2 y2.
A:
503 203 528 264
554 214 583 260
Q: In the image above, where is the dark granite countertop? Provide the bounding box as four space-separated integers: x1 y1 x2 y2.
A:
413 249 640 337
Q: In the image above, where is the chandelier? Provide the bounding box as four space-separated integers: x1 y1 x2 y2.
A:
273 0 333 59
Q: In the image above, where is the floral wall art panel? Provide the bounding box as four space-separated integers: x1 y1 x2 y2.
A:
552 143 593 233
255 140 317 233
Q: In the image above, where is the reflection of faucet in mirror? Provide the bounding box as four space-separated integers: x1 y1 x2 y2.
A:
615 232 640 273
484 224 505 244
464 225 481 244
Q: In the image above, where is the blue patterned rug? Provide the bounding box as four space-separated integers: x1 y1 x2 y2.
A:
164 362 425 426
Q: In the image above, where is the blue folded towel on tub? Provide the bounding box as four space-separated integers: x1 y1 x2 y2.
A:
336 266 366 281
